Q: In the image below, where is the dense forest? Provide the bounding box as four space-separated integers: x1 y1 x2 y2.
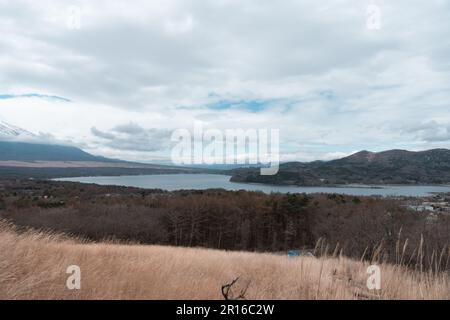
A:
0 180 449 271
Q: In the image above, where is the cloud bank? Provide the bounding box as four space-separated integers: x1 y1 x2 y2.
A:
1 0 450 162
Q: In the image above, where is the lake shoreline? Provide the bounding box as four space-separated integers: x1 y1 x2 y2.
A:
54 173 450 197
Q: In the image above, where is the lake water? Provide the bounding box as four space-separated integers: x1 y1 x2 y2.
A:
54 174 450 197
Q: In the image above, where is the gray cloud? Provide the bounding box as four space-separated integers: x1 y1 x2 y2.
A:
402 121 450 142
91 126 115 139
91 123 172 152
113 122 146 135
0 1 425 108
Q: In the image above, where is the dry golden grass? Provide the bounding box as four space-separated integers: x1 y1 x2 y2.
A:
0 221 448 300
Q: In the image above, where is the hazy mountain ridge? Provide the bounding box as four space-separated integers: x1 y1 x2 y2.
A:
0 140 117 162
230 149 450 186
0 140 211 178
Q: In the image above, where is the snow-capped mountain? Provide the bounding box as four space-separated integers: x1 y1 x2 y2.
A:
0 120 114 162
0 120 35 139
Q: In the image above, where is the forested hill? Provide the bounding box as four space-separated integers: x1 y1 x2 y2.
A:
229 149 450 186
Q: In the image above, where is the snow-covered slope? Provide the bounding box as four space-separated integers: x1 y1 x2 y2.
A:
0 120 35 139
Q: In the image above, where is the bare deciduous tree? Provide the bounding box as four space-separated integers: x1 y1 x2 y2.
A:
221 277 250 300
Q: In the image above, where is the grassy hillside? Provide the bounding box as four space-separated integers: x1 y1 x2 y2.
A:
0 221 448 300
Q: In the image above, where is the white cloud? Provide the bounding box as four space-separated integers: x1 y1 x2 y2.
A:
0 0 449 162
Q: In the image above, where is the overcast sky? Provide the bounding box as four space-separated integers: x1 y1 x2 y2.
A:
1 0 450 163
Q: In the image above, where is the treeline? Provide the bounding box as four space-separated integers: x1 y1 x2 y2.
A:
0 180 449 271
0 166 208 179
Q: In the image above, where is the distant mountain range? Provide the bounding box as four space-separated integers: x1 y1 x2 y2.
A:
0 139 209 179
229 149 450 186
0 120 109 162
2 120 450 184
0 120 208 179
